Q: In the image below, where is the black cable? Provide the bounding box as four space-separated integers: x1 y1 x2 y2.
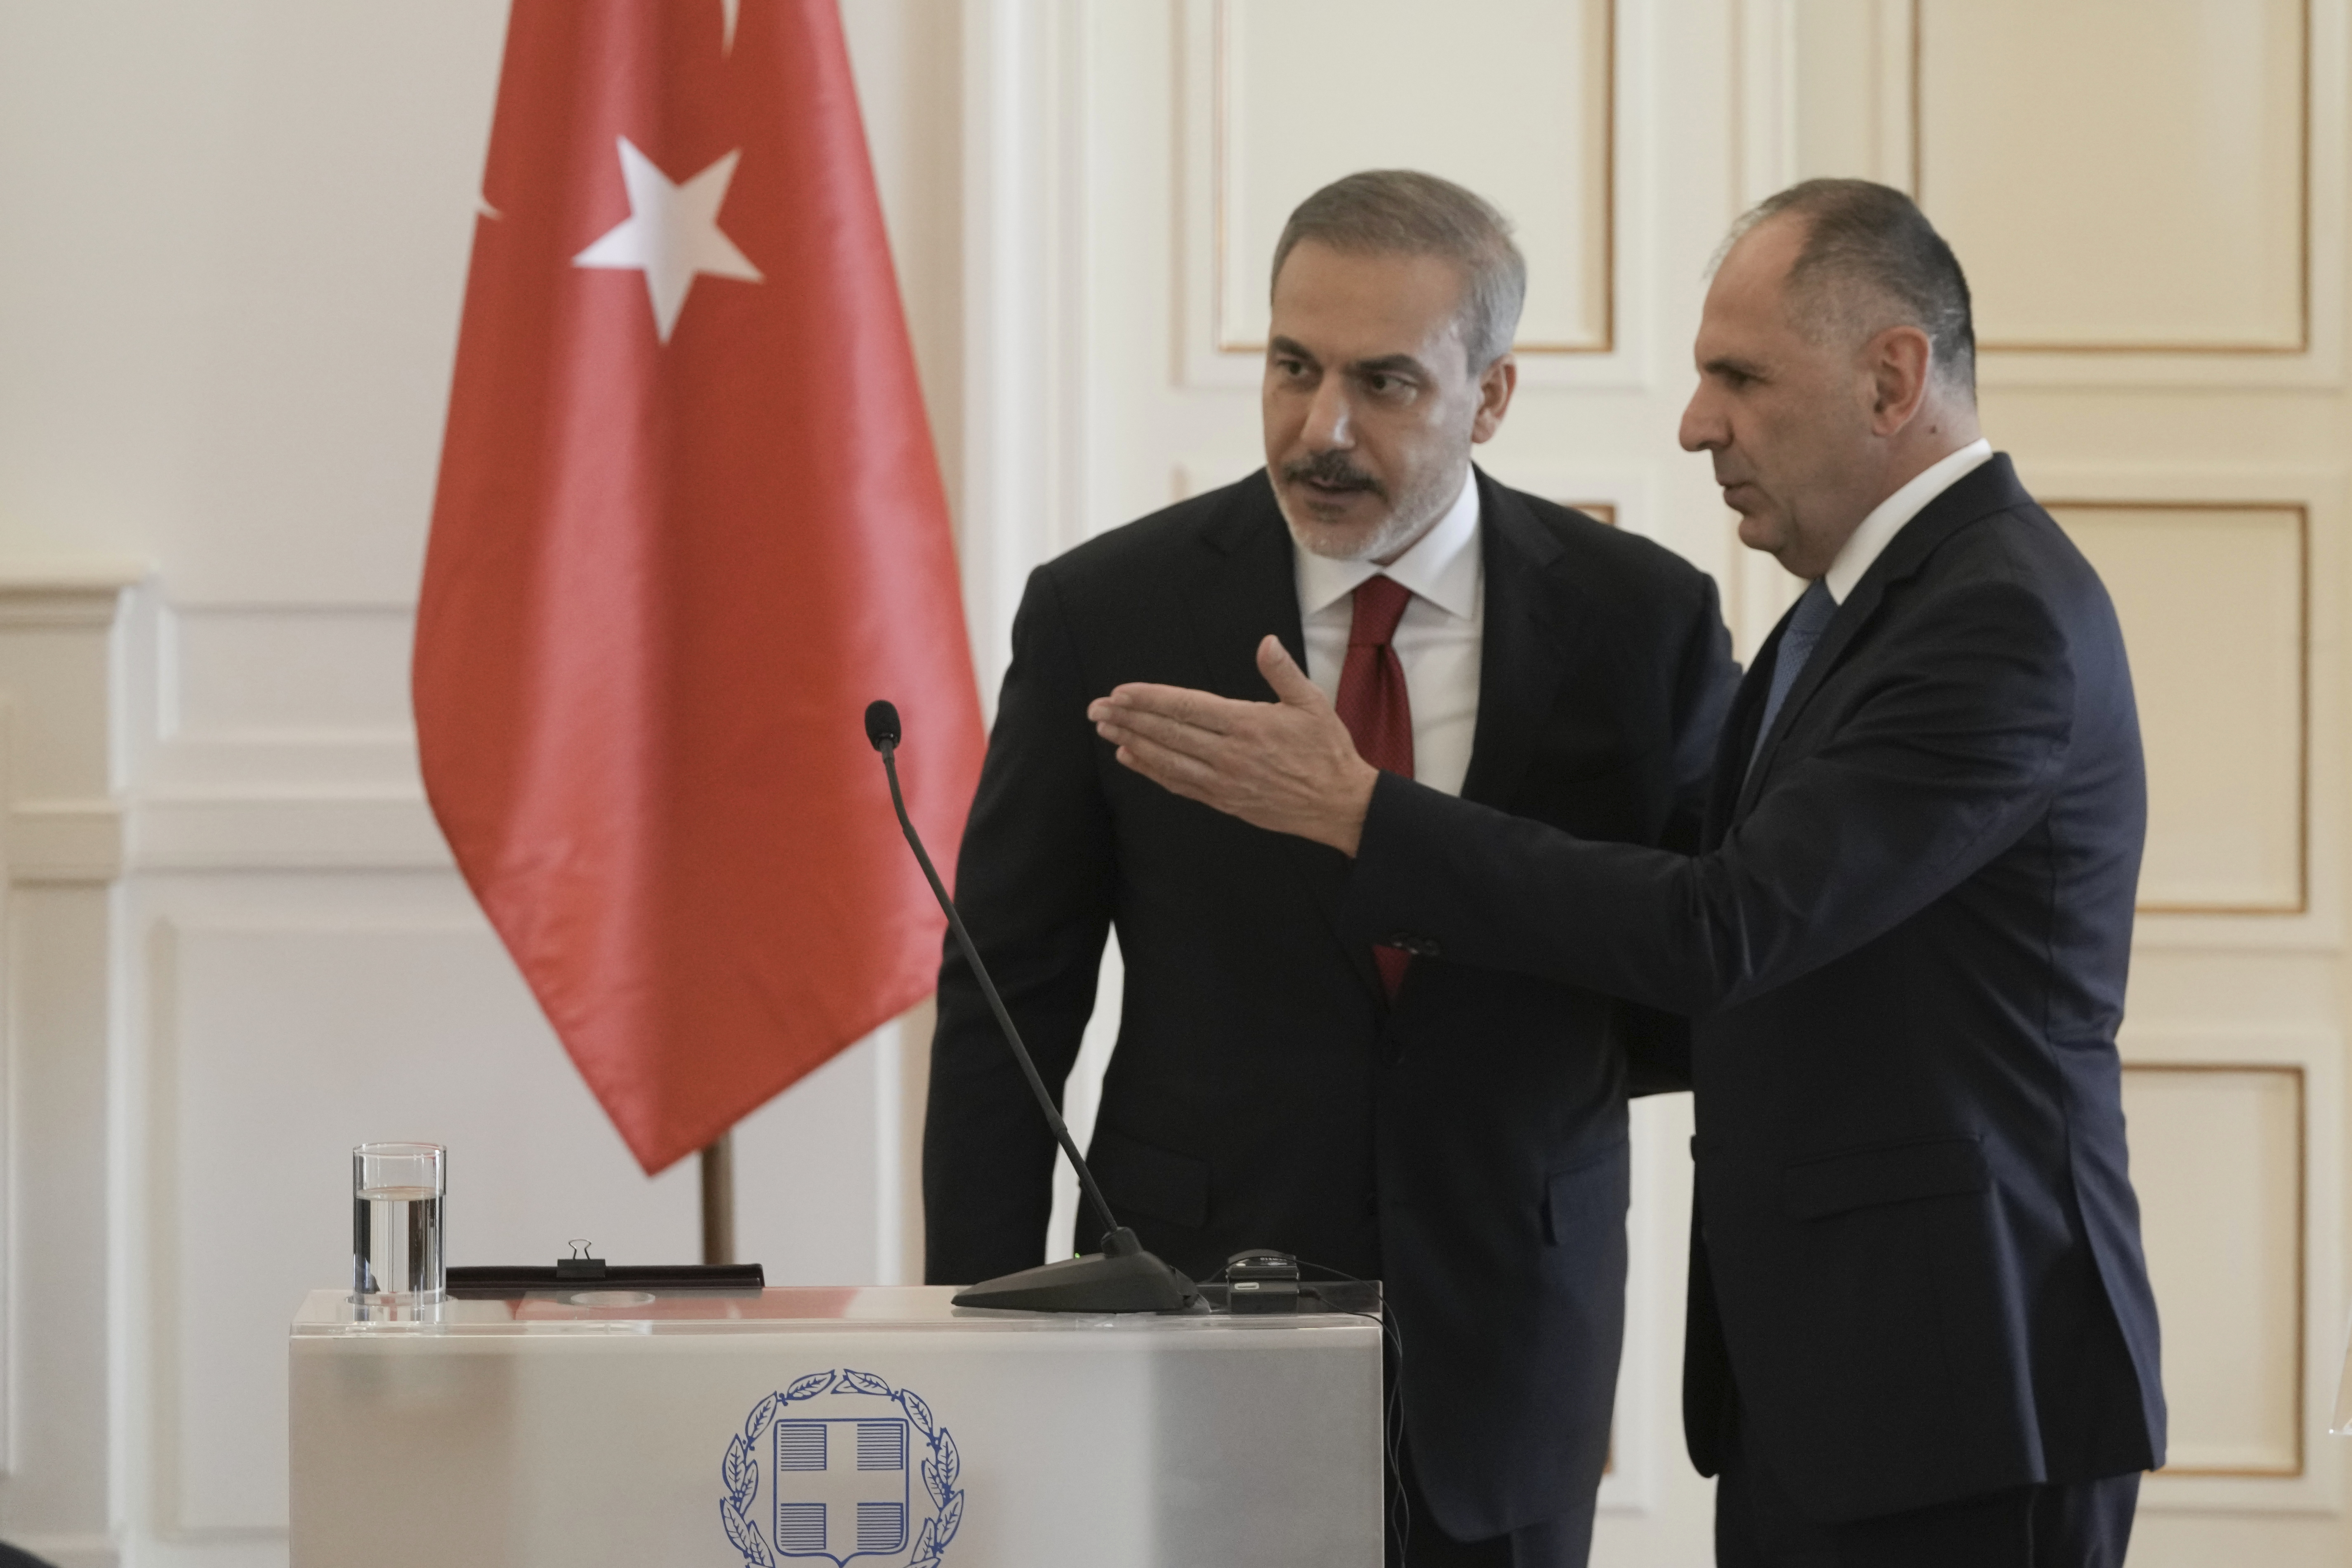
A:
1349 1307 1409 1564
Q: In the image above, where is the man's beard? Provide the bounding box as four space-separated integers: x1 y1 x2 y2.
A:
1277 449 1461 563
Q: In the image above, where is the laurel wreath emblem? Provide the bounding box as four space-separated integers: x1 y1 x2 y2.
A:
720 1368 964 1568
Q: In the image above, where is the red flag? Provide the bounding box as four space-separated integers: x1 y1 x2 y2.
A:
415 0 984 1174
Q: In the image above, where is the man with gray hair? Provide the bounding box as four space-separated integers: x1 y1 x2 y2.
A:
1092 178 2164 1567
925 169 1736 1564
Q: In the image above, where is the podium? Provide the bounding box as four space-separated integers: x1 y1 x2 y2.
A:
290 1285 1384 1566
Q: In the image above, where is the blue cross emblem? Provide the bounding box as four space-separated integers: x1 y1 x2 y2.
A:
773 1418 910 1563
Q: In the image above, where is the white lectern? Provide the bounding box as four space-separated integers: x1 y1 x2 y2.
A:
290 1285 1383 1567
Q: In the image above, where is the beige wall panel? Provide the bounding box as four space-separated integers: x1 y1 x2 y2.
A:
1916 0 2307 351
1213 0 1612 352
2121 1065 2303 1475
1793 0 1879 174
1789 0 1913 187
2053 505 2305 913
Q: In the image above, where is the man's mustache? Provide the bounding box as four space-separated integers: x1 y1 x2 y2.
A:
1281 451 1386 498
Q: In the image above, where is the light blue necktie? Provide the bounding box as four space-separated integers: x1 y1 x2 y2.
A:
1746 579 1836 779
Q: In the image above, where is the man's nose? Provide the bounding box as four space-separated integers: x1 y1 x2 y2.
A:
1678 384 1724 453
1303 378 1354 448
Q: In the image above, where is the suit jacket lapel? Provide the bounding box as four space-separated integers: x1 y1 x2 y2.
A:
1188 475 1383 1001
1460 471 1577 810
1190 474 1308 699
1733 453 2031 818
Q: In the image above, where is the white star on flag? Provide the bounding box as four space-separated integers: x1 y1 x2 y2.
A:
574 137 763 343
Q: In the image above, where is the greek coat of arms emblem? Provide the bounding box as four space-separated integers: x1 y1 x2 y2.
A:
721 1369 964 1568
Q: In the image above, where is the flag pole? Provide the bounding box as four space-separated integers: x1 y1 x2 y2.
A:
700 1132 735 1265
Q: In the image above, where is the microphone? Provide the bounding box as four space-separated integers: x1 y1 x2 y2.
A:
865 700 1197 1313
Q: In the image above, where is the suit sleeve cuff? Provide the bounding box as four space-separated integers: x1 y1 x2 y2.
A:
1348 770 1475 960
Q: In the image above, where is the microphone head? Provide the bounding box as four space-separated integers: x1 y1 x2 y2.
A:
864 700 902 751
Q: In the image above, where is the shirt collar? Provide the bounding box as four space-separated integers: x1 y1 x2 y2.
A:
1823 438 1994 603
1295 466 1482 620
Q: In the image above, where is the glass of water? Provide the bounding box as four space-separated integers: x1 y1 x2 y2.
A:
353 1142 445 1304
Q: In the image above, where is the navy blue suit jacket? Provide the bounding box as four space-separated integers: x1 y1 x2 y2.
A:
1348 455 2166 1521
924 468 1737 1538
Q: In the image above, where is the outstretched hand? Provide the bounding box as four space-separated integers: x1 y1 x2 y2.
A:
1088 634 1379 856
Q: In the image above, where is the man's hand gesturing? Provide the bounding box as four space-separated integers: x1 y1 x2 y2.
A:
1088 634 1380 856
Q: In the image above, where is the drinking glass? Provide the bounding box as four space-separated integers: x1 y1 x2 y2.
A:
353 1142 445 1304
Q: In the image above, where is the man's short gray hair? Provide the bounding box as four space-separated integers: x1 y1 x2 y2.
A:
1718 178 1976 396
1272 170 1527 373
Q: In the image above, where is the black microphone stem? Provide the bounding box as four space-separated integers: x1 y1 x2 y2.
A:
878 744 1122 1247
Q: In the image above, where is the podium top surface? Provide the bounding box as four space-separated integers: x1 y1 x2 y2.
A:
292 1285 1381 1338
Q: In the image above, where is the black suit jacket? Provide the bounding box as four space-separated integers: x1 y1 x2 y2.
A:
924 468 1737 1537
1348 455 2166 1521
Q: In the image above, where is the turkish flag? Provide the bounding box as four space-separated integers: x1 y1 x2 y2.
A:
415 0 983 1174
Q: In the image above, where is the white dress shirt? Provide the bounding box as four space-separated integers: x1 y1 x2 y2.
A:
1823 438 1994 603
1293 468 1483 797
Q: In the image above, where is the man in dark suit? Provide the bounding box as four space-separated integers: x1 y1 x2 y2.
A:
1090 179 2164 1568
925 170 1737 1566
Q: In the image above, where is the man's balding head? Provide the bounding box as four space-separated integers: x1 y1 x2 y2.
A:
1720 179 1977 400
1680 180 1983 578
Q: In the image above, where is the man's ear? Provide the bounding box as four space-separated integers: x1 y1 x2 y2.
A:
1471 352 1518 443
1868 325 1933 436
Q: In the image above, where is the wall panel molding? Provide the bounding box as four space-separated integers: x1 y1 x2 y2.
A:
1755 0 2348 387
158 604 416 746
2122 1026 2344 1515
11 800 126 885
2047 500 2309 916
1914 0 2312 357
1209 0 1616 356
0 564 134 1543
961 0 1091 705
130 793 445 872
122 599 448 872
2024 464 2342 954
1180 0 1656 392
2123 1062 2307 1478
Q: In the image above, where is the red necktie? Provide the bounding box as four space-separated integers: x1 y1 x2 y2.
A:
1334 575 1414 997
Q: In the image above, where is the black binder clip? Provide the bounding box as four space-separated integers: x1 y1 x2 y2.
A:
556 1239 608 1281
